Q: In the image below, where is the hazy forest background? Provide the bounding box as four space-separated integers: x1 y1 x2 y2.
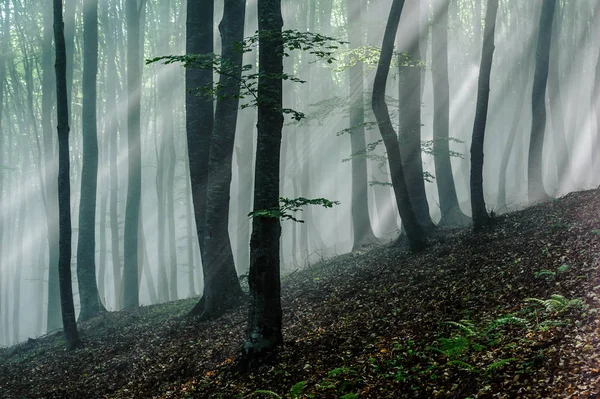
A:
0 0 599 354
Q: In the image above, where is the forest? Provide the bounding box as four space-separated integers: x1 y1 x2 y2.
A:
1 0 600 397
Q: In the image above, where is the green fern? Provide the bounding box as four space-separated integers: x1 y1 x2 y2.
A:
446 360 477 371
446 320 478 336
289 381 307 398
484 358 518 374
487 315 529 331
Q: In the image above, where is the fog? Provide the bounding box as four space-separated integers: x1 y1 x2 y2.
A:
0 0 598 346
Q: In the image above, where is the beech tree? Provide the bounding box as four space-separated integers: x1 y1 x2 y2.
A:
528 0 556 203
470 0 499 231
54 0 80 350
76 0 105 322
371 0 427 252
242 0 285 368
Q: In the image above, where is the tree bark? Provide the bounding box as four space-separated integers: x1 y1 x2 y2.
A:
371 0 427 252
124 0 143 308
528 0 556 203
186 0 214 292
548 3 569 190
190 0 246 318
470 0 499 231
398 0 434 230
54 0 81 350
77 0 106 322
432 0 470 227
42 0 62 333
241 0 284 368
347 0 378 250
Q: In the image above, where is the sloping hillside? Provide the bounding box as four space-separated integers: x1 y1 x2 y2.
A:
2 190 600 399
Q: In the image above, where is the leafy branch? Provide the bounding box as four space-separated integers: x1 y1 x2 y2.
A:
248 197 340 223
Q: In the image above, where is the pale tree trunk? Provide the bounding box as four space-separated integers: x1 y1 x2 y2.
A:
124 0 143 308
101 0 123 310
432 0 470 227
548 3 569 190
347 0 378 250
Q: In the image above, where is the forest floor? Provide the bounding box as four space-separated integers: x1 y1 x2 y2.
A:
2 189 600 398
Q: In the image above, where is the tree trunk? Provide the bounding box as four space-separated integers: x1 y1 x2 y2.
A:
186 0 214 284
371 0 427 252
241 0 284 368
548 3 569 190
398 0 434 231
124 0 142 308
77 0 106 322
497 41 533 210
347 0 378 250
42 0 62 333
432 0 470 227
54 0 81 350
528 0 556 203
470 0 499 231
196 0 246 319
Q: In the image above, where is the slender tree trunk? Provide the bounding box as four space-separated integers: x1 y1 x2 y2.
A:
195 0 246 319
470 0 499 231
101 0 123 310
548 4 569 190
242 0 284 368
77 0 106 322
432 0 469 227
347 0 378 250
54 0 81 350
398 0 434 231
43 0 62 333
186 0 214 286
497 44 533 210
528 0 556 203
371 0 427 252
139 216 158 304
124 0 142 308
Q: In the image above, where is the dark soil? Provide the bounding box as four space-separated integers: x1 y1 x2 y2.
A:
2 189 600 398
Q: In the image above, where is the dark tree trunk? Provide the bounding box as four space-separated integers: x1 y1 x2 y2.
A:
194 0 246 319
124 0 142 308
470 0 499 231
528 0 556 203
432 0 470 227
241 0 284 368
42 0 62 333
347 0 378 250
371 0 427 252
77 0 106 322
54 0 81 350
398 0 434 231
186 0 214 309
